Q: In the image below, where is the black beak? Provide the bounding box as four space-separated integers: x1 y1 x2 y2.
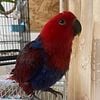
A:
72 19 82 36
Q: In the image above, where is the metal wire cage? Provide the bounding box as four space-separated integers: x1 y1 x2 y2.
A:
0 0 67 100
0 0 30 66
0 75 67 100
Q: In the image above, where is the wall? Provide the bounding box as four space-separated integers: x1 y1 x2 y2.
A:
29 0 59 32
92 0 100 100
68 0 93 100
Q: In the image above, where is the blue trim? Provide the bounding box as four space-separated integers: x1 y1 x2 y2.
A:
11 25 25 32
11 22 25 32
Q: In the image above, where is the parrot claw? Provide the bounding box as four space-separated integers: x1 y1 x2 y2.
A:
45 88 63 98
29 92 41 100
35 90 41 95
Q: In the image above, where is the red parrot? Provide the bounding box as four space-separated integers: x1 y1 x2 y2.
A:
9 11 81 98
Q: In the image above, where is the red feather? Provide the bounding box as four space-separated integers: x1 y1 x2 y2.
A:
10 42 43 94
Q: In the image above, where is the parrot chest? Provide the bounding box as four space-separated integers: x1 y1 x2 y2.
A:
30 66 65 90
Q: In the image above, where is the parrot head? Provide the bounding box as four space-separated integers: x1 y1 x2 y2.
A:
40 11 82 66
41 11 82 46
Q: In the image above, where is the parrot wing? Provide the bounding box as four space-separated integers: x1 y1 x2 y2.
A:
10 36 45 83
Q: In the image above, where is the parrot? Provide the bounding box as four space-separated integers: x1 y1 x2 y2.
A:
9 11 82 99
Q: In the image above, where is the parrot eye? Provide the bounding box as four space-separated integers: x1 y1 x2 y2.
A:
58 19 66 25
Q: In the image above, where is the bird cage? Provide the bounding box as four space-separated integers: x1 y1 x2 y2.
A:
0 0 30 66
0 0 68 100
0 75 67 100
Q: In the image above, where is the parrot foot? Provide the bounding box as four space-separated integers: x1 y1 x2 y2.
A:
29 92 41 100
45 88 63 98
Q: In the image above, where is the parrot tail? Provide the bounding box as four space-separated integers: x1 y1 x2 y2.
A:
8 76 33 95
19 82 33 95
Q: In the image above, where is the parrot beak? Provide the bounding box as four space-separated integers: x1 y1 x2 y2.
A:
72 19 82 36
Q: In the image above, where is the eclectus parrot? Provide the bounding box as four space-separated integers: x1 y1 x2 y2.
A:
9 11 82 99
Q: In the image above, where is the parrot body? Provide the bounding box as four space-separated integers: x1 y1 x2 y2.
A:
9 11 81 97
